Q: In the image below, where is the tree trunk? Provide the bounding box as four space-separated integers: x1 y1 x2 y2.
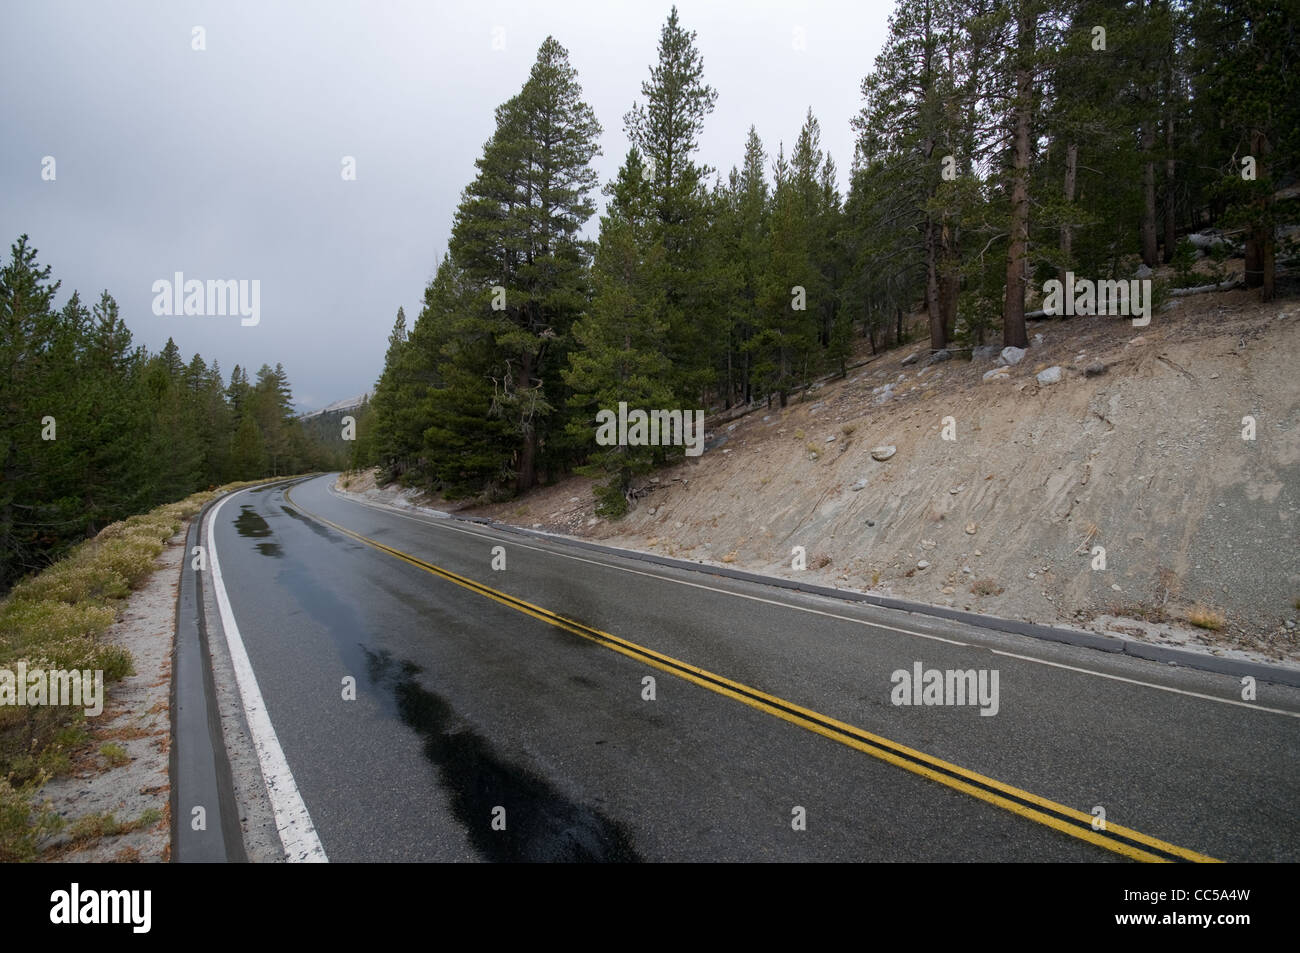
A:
1001 2 1034 350
1060 141 1077 284
926 217 946 349
940 222 959 342
1140 121 1159 267
1162 82 1177 263
1244 129 1274 301
514 350 536 493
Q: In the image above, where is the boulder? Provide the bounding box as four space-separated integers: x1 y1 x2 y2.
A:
870 445 897 461
998 346 1026 366
1036 366 1063 385
982 368 1011 383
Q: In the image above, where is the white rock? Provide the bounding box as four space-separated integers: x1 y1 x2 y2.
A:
983 368 1011 383
1036 365 1062 385
871 445 897 461
850 479 868 491
998 346 1027 366
917 560 930 570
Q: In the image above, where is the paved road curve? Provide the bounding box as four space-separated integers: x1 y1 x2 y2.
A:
203 473 1300 862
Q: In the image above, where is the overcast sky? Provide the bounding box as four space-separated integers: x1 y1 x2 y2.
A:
1 0 892 411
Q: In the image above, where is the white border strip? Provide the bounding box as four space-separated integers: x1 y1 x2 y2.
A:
206 491 329 862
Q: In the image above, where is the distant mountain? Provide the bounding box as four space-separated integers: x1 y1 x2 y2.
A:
300 392 370 420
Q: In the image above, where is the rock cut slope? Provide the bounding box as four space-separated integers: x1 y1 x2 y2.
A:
363 288 1300 663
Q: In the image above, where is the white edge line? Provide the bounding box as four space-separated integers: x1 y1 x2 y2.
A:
990 649 1300 719
325 481 1300 719
206 491 329 862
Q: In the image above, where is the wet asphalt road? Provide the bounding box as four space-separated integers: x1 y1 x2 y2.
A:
205 474 1300 862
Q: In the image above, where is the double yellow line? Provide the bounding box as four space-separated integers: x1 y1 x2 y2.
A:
285 486 1220 863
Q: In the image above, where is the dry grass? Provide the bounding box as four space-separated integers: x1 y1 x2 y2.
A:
1154 565 1181 608
1073 521 1100 555
60 807 163 850
1110 599 1168 624
1187 604 1226 631
971 578 1004 597
98 742 129 767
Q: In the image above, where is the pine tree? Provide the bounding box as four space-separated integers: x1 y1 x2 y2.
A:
1188 0 1299 300
0 236 64 588
444 35 602 493
849 0 975 351
623 5 721 403
724 126 771 403
229 412 267 480
368 306 414 479
76 291 149 529
564 149 674 516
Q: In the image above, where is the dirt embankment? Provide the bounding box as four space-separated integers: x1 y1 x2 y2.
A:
359 286 1300 664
